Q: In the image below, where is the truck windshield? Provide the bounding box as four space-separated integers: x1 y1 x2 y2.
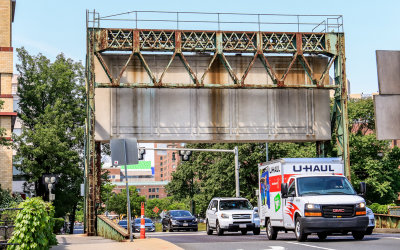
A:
219 200 253 210
297 176 356 196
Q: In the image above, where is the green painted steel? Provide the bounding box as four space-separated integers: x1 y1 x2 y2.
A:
375 214 400 229
97 216 127 241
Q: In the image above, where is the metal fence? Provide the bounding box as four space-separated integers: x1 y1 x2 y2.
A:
389 206 400 216
87 10 343 33
0 208 21 249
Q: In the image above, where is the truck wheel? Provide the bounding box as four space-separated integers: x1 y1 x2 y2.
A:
241 230 247 235
365 227 373 235
295 217 307 242
216 221 224 236
352 231 365 240
266 219 277 240
206 220 213 235
317 232 328 240
253 228 261 235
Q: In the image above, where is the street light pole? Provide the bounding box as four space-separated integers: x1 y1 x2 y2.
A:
234 146 239 197
123 140 133 242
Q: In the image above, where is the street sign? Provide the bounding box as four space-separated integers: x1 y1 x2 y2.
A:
110 138 139 166
153 206 159 214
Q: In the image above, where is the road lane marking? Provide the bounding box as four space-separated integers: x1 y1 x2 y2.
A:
286 242 336 250
266 246 286 250
386 237 400 240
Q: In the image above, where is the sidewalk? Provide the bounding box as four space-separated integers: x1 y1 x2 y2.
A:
51 234 183 250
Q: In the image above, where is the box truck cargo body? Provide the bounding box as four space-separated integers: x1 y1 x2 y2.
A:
258 158 368 241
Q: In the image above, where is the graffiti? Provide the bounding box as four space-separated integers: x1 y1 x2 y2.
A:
274 193 281 212
260 169 270 209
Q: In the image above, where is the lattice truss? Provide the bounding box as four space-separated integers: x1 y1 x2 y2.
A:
94 29 338 88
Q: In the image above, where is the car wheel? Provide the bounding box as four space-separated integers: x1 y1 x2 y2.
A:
295 217 307 242
216 221 224 236
317 232 328 241
168 222 174 232
253 228 260 235
266 219 277 240
194 227 198 232
352 231 365 240
206 220 213 235
241 230 247 235
365 227 373 235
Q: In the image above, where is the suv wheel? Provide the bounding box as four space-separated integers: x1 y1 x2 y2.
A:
266 219 277 240
352 231 365 240
206 220 213 235
168 222 174 232
216 221 224 236
253 228 260 235
295 217 307 242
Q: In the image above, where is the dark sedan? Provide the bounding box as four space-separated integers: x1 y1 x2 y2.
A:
133 218 155 232
162 210 198 232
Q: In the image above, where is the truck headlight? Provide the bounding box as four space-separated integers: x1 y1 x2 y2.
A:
220 213 229 219
355 202 366 215
305 203 322 217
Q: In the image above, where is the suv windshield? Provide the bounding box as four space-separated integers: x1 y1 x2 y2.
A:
170 210 192 217
297 176 356 196
219 200 253 210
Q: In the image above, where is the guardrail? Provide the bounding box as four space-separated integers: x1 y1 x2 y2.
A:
97 215 129 242
375 214 400 229
0 208 22 249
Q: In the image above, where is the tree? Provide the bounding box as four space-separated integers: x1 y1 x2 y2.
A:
106 186 146 218
13 47 85 219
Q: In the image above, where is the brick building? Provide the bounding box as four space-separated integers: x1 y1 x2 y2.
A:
0 0 16 191
154 143 182 181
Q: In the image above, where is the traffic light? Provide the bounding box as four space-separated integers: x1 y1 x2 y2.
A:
138 148 146 160
178 150 192 161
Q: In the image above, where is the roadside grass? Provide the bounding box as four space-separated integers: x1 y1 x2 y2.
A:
155 223 206 232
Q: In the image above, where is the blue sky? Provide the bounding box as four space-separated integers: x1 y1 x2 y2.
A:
12 0 400 94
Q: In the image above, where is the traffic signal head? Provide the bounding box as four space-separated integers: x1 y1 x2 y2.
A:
138 148 146 160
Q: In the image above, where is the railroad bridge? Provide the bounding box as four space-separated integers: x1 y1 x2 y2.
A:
85 11 348 235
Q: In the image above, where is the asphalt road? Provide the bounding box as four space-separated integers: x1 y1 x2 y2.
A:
148 230 400 250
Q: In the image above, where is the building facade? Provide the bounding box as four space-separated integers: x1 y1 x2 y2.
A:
0 0 16 191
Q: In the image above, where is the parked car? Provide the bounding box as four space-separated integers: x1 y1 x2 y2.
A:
206 197 260 236
366 207 375 235
118 220 133 230
162 210 198 232
134 218 155 232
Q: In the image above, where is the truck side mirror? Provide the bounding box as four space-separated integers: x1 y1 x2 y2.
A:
281 183 288 198
253 207 258 213
359 182 366 196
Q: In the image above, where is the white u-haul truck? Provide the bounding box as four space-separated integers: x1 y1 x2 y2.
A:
258 158 368 241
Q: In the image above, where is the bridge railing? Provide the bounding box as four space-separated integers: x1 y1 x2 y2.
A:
87 10 343 33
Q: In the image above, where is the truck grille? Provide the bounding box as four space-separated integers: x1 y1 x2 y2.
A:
322 205 354 218
232 214 251 219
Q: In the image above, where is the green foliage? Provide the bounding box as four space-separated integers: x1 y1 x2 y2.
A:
13 47 85 218
0 188 23 209
8 197 57 250
347 98 400 204
53 218 65 234
369 203 396 214
106 186 146 217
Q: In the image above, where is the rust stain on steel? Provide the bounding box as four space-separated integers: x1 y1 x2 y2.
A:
296 33 303 55
210 88 224 141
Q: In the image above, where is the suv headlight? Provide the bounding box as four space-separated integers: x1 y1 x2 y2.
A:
253 213 259 219
220 213 229 219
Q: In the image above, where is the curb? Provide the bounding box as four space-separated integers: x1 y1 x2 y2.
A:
374 228 400 234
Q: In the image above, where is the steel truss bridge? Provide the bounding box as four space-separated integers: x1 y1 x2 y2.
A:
85 10 349 236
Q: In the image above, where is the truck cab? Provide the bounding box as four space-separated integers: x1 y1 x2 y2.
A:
258 158 369 241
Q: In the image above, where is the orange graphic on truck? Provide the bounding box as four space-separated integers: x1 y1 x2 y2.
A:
285 202 299 221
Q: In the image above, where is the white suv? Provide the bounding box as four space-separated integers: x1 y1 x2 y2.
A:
206 197 260 236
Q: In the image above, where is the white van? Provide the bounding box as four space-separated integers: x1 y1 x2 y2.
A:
258 158 369 241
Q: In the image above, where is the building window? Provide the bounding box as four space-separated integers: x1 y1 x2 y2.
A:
160 168 163 172
156 188 159 193
156 195 159 198
160 162 163 166
160 156 163 160
152 188 155 192
137 188 141 192
161 174 163 178
148 188 151 192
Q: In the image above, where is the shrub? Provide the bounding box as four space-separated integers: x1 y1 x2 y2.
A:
8 197 58 249
53 218 65 234
369 203 396 214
